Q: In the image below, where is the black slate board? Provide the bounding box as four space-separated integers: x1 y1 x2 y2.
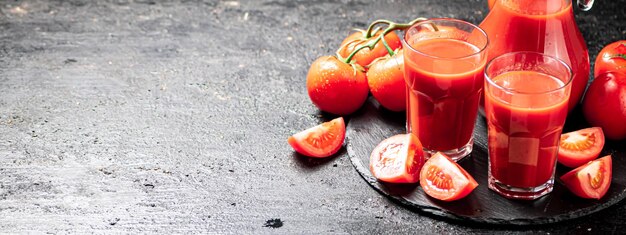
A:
346 97 626 225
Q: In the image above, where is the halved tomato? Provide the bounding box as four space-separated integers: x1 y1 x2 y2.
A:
557 127 605 168
287 117 345 158
369 134 424 183
560 155 612 199
420 152 478 201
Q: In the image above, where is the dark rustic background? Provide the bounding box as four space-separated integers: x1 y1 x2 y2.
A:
0 0 624 233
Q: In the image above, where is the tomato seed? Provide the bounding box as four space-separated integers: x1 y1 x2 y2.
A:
427 166 453 189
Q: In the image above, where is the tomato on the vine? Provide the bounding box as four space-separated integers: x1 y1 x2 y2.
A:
306 56 369 115
582 72 626 140
338 30 401 68
366 50 406 112
488 0 497 9
594 40 626 78
306 18 427 115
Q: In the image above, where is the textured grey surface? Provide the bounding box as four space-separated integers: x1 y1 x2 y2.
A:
0 0 624 233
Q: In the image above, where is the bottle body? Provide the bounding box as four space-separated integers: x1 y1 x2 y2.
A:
479 0 590 112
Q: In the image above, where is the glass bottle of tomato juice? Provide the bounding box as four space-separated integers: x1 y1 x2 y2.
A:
479 0 593 113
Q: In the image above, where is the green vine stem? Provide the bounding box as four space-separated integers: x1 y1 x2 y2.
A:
340 17 430 64
381 35 394 56
364 19 393 38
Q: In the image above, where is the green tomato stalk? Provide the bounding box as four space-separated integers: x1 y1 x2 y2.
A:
338 17 434 64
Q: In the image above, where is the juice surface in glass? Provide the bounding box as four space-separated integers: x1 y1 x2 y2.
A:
479 0 589 112
405 38 484 152
486 71 569 188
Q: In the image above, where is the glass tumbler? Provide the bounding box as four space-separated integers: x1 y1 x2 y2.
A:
403 18 489 161
484 51 573 200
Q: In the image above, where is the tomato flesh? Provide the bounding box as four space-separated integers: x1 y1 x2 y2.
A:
369 134 424 183
560 155 612 199
424 165 453 190
557 127 605 168
288 117 345 158
419 152 478 201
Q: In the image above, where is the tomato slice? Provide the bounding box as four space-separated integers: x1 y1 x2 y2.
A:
419 152 478 201
558 127 605 168
369 134 425 183
287 117 345 158
560 155 612 199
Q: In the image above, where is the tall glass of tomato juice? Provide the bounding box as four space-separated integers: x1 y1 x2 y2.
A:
485 52 573 200
403 19 488 161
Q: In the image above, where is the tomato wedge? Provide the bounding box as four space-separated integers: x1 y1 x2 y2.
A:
560 155 612 199
420 152 478 201
287 117 345 158
557 127 605 168
369 134 425 183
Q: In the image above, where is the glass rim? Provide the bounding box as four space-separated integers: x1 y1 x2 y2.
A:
402 18 489 60
484 51 574 95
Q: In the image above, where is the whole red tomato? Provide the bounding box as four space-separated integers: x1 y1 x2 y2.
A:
306 56 369 115
337 30 401 68
582 72 626 140
366 50 406 111
594 41 626 78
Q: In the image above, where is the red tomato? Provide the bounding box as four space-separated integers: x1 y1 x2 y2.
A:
560 155 612 199
594 41 626 78
288 117 345 158
369 134 425 183
488 0 496 9
558 127 605 168
307 56 369 115
419 152 478 201
366 50 406 112
582 72 626 140
337 30 402 68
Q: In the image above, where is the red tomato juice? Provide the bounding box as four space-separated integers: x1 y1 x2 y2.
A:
486 71 569 188
405 38 484 151
479 0 589 112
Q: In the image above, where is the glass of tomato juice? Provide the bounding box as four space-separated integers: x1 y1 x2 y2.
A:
403 19 488 161
485 52 573 200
